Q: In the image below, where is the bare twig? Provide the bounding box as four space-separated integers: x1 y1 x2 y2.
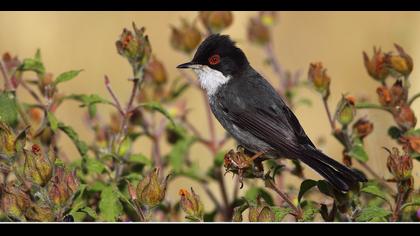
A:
0 60 12 91
266 178 302 220
104 75 124 116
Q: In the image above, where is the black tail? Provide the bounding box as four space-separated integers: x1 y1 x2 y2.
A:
298 146 367 192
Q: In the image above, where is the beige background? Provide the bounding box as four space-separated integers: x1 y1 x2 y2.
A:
1 12 420 210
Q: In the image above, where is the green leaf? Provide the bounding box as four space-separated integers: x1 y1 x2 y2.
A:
401 199 420 210
117 136 132 157
128 154 152 166
99 186 123 222
168 136 195 173
54 70 82 86
300 201 319 222
361 185 388 202
58 122 89 157
298 179 318 203
214 151 225 167
244 187 274 205
356 206 391 222
47 112 58 132
79 207 97 219
0 91 18 127
66 94 112 107
347 138 368 162
272 207 292 222
404 128 420 136
140 102 175 126
86 158 106 174
19 58 45 75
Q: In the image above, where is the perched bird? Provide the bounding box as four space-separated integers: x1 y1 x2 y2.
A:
177 34 367 191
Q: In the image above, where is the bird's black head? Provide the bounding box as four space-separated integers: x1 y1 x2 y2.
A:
177 34 249 77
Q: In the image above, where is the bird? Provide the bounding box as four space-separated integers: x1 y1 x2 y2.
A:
177 34 367 192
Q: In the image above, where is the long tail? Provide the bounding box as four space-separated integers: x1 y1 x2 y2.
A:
298 146 367 192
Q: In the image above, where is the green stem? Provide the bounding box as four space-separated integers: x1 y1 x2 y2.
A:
355 103 391 114
408 92 420 106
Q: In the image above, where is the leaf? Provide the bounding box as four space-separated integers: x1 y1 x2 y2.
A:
79 207 97 219
244 187 274 206
99 186 123 222
168 136 195 173
401 199 420 210
58 122 89 157
272 207 292 222
356 206 391 222
66 94 112 107
140 102 175 126
54 70 82 86
19 58 45 75
298 179 318 203
85 158 106 174
214 151 225 167
0 91 18 127
347 138 368 162
316 180 334 197
361 185 388 202
128 154 152 166
47 112 58 132
301 201 319 222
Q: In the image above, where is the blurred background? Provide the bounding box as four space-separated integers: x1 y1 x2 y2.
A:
1 11 420 209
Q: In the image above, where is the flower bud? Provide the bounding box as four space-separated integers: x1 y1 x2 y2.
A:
144 56 167 85
386 147 413 181
247 17 270 46
393 105 417 131
23 144 55 186
363 47 389 81
352 118 374 139
116 23 152 77
179 188 204 221
248 199 275 222
170 19 202 54
28 107 42 124
385 44 413 77
199 11 233 33
136 168 169 208
48 166 79 206
400 135 420 153
337 96 356 126
390 80 407 106
25 203 54 222
308 62 331 99
259 11 278 26
1 183 31 220
376 86 392 107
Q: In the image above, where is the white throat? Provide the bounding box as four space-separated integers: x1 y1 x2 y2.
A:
192 65 231 96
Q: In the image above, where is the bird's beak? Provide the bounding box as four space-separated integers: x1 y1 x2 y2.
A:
176 61 198 69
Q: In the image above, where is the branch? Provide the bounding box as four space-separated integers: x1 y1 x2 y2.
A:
0 60 12 91
355 102 392 114
266 178 302 220
104 75 124 116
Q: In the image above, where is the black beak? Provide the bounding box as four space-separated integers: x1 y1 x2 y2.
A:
176 61 195 69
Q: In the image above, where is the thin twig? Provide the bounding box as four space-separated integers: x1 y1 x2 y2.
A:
322 97 336 131
104 75 124 116
266 178 302 220
0 60 12 91
355 103 392 114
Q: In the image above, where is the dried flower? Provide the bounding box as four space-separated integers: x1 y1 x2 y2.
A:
308 62 331 99
363 47 389 81
116 23 152 77
247 17 270 46
144 56 168 85
179 188 204 222
48 166 79 206
390 80 407 106
376 86 392 107
352 118 374 139
25 203 54 222
136 168 169 208
386 147 413 181
170 19 202 54
0 122 17 157
393 105 417 131
199 11 233 33
385 44 413 77
23 144 55 186
337 96 356 126
400 135 420 153
248 198 275 222
1 183 31 220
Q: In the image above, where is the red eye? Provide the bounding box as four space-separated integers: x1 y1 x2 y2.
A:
208 54 220 65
